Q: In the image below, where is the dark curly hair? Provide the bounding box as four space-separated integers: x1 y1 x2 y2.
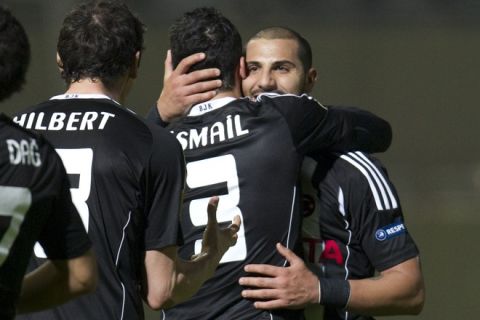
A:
169 7 242 91
0 5 30 101
57 0 145 88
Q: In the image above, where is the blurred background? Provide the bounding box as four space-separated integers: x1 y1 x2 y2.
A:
2 0 479 319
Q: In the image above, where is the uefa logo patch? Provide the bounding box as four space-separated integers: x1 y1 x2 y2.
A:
375 221 406 241
375 229 387 241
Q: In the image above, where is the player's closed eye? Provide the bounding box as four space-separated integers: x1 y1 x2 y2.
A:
274 65 290 73
247 64 259 73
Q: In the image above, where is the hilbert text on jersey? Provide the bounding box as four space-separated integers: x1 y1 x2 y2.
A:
13 111 116 131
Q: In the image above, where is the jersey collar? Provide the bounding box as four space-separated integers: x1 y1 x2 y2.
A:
50 93 120 105
187 97 236 116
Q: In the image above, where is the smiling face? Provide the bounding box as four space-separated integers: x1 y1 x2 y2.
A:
242 38 316 98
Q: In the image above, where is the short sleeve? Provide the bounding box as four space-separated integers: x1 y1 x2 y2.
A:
143 125 186 250
342 152 419 271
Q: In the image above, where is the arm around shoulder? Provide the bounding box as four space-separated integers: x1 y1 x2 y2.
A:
328 106 393 153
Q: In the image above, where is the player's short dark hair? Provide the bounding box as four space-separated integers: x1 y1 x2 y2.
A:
169 7 242 91
0 5 30 102
57 0 145 88
248 26 313 72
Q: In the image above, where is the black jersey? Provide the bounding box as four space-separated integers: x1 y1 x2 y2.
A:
12 94 185 320
302 151 419 320
146 93 392 320
0 114 90 320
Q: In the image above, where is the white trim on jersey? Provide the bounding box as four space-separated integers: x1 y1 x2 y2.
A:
116 210 132 320
339 154 384 210
116 211 132 266
256 92 328 111
354 152 398 209
338 187 351 320
283 186 297 267
339 152 398 211
256 92 300 100
50 93 121 105
348 152 392 210
120 282 126 320
338 186 346 217
188 97 236 116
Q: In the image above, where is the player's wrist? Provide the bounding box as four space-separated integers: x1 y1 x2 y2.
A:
318 278 351 308
156 100 174 123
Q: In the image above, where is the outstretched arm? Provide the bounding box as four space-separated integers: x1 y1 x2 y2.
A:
16 249 97 314
147 51 222 125
239 243 424 316
143 197 241 310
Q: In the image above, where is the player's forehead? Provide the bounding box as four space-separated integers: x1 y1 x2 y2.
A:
245 38 301 66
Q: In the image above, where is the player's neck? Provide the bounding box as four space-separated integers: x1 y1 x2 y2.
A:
211 84 242 101
65 78 124 104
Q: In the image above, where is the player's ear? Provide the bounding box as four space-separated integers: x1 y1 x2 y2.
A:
239 56 247 80
304 67 317 94
129 51 142 79
56 52 64 74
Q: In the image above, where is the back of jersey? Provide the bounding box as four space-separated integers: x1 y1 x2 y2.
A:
163 94 336 320
13 96 184 320
0 114 89 320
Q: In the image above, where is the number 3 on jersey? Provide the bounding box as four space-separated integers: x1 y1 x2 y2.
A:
34 148 93 258
187 155 246 263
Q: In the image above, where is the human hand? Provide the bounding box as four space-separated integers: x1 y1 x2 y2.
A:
157 50 222 122
239 243 319 309
197 196 241 261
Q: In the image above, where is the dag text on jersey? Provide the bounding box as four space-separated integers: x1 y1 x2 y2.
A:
13 111 115 131
5 138 42 167
174 114 249 150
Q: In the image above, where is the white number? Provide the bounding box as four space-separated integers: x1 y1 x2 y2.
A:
0 186 31 266
187 154 246 263
34 148 93 258
55 149 92 231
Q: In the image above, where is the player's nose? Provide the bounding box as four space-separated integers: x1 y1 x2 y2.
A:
258 71 276 91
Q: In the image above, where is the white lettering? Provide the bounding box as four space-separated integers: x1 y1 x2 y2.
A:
34 112 47 130
226 115 234 139
13 112 115 131
189 127 208 149
66 112 81 130
386 224 405 235
98 112 115 129
25 113 35 129
234 114 249 136
49 113 66 130
13 114 27 127
174 114 250 151
176 131 188 150
80 112 98 130
6 140 20 164
210 122 225 144
6 139 42 167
